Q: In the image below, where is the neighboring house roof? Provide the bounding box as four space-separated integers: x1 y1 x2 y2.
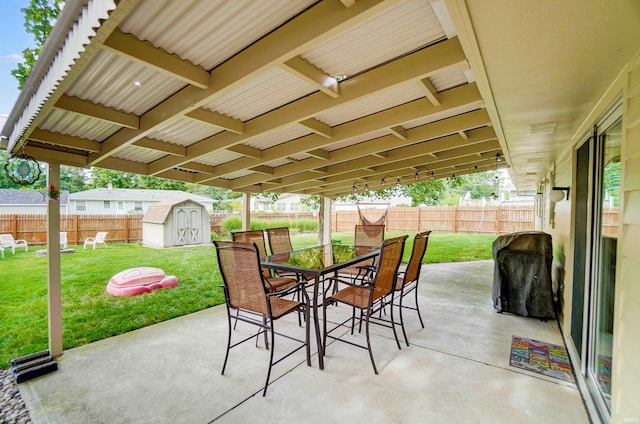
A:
0 189 69 205
69 188 213 204
142 199 205 224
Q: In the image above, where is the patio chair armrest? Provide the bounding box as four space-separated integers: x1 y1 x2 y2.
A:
325 276 356 287
266 281 307 299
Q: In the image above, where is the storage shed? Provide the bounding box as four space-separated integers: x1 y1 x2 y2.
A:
142 199 211 248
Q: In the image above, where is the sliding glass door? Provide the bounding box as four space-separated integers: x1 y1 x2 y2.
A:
587 112 621 418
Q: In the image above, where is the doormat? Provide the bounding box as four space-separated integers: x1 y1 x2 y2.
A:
510 335 575 382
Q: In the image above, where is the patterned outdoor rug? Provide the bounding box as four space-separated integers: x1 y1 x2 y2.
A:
509 335 575 382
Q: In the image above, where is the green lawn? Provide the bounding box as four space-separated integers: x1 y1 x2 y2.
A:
0 232 495 368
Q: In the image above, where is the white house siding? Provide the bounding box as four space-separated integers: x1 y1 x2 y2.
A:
613 51 640 423
544 49 640 422
549 147 573 329
0 205 68 214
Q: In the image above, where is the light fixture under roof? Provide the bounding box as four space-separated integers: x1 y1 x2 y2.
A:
529 121 557 135
334 73 348 82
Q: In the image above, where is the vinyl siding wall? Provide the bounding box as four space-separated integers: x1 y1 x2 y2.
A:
613 51 640 423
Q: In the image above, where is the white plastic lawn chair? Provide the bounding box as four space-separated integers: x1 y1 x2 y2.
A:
84 232 108 250
0 234 29 254
60 232 68 249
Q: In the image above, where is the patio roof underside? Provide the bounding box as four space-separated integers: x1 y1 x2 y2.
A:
3 0 639 195
3 0 501 197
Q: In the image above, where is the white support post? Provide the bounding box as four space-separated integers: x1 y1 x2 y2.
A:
321 196 332 245
242 193 251 230
47 163 63 357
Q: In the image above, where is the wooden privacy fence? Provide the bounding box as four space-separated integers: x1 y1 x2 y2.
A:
332 205 536 235
1 206 546 246
0 212 317 246
0 214 143 246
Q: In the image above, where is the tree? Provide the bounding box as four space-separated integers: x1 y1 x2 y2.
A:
11 0 64 89
60 166 88 192
89 168 141 189
400 180 446 206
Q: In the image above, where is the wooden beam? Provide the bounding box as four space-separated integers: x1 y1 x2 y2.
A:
54 95 139 129
227 144 261 159
282 56 339 98
250 165 274 175
228 103 490 190
172 161 216 174
299 118 333 138
198 81 483 185
133 137 186 156
91 0 398 165
389 126 407 139
185 109 244 134
267 130 497 192
24 145 89 168
316 149 502 196
147 37 468 176
419 77 440 106
307 149 330 160
28 129 101 152
102 28 210 89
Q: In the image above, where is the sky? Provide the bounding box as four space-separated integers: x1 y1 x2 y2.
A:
0 0 32 129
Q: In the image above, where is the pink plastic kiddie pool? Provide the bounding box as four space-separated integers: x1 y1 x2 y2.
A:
107 267 178 296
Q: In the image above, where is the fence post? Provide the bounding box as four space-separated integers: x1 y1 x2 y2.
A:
11 214 17 238
74 215 79 245
452 207 457 233
125 215 130 243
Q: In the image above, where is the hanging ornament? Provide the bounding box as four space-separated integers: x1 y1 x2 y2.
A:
4 152 42 186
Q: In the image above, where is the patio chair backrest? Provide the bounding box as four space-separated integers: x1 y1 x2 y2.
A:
95 232 108 242
355 225 385 247
0 234 16 248
231 230 270 278
214 240 269 315
265 227 293 255
403 231 431 285
372 235 407 297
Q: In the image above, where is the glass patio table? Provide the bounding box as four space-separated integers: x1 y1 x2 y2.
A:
261 244 379 370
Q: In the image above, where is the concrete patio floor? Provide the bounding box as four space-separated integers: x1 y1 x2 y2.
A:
18 260 590 423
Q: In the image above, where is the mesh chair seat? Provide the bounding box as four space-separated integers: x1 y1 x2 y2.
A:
232 230 298 290
392 230 431 345
339 225 385 282
330 285 387 309
266 227 314 282
323 235 407 374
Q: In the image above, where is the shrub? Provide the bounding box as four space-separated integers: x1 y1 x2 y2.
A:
220 215 242 232
250 218 318 233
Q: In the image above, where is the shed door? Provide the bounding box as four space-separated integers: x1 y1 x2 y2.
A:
174 207 201 245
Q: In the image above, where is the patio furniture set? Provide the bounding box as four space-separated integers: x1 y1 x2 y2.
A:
214 225 431 395
0 232 108 258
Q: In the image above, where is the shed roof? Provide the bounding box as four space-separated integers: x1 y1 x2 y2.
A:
142 199 206 224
